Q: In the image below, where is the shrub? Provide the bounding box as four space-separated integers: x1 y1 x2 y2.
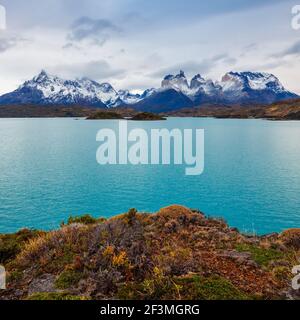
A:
112 251 129 268
14 233 52 268
118 267 180 300
103 245 114 257
125 208 137 225
7 270 23 283
66 215 98 226
118 277 178 300
196 276 248 300
14 226 92 273
0 229 41 264
55 270 83 289
236 243 284 267
280 229 300 249
176 275 249 300
272 266 290 281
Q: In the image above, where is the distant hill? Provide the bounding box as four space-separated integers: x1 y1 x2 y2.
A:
166 98 300 120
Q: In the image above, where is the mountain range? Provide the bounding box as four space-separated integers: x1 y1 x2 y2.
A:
0 70 297 112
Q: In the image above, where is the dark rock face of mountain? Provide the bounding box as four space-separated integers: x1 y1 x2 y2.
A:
131 89 194 113
0 86 45 105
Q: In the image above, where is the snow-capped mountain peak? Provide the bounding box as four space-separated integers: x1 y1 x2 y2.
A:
33 70 50 82
190 74 221 96
221 71 285 93
161 71 221 98
162 70 190 93
117 90 143 105
0 69 297 110
13 71 123 107
219 71 295 103
140 88 156 99
190 74 205 86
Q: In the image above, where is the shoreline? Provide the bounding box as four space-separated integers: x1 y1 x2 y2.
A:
0 115 299 121
0 99 300 120
0 210 297 237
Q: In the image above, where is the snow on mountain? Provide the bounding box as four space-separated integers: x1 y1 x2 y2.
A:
160 71 218 99
0 71 140 108
140 88 156 99
162 70 190 95
117 90 142 105
28 71 121 107
0 70 297 110
221 72 284 92
190 74 221 96
77 78 120 107
219 71 297 104
159 70 297 105
117 88 157 105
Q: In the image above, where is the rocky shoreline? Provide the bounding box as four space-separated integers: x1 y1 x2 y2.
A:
0 205 299 300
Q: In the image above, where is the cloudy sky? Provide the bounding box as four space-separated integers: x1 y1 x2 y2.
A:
0 0 300 94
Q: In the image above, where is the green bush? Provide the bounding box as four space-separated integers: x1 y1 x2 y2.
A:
118 267 179 300
55 270 83 289
7 270 23 283
118 274 249 300
66 215 98 226
236 244 284 266
0 229 40 263
176 275 249 300
125 208 138 226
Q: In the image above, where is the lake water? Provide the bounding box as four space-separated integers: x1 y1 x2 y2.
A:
0 117 300 234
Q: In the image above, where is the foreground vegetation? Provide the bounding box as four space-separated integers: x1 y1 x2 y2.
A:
0 206 299 300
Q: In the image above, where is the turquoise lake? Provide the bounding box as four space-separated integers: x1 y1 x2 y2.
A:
0 117 300 234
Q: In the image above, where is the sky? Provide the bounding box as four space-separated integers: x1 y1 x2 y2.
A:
0 0 300 94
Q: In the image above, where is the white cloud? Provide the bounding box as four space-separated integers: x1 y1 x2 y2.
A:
49 60 125 81
0 0 299 95
67 17 122 46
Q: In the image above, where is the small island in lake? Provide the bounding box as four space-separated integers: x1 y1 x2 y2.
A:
130 112 166 121
86 111 125 120
87 110 166 121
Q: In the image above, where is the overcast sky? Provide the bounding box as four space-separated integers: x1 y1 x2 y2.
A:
0 0 299 94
